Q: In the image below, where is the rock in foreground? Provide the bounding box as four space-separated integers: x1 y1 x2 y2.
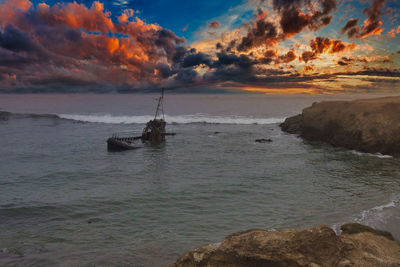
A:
172 223 400 267
280 97 400 156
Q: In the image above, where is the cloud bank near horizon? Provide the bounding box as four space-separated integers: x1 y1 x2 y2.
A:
0 0 399 93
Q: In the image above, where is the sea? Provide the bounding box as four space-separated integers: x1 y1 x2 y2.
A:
0 93 399 266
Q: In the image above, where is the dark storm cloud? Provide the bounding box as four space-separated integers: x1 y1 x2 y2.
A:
173 68 199 83
181 52 212 68
340 18 359 38
236 9 278 52
213 51 257 69
0 25 38 52
273 0 337 38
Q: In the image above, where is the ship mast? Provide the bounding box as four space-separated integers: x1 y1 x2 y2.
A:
154 87 165 120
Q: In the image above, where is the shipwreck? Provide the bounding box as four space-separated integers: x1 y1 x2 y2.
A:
106 89 174 151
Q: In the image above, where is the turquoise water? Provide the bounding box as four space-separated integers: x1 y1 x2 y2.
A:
0 94 399 266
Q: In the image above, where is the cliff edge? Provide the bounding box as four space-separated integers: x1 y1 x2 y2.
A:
280 96 400 156
172 223 400 267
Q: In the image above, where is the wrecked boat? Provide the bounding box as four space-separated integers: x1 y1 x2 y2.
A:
107 134 142 151
107 89 174 151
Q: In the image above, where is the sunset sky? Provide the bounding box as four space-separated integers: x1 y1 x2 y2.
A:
0 0 399 93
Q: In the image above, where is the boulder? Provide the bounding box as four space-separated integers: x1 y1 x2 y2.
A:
172 224 400 267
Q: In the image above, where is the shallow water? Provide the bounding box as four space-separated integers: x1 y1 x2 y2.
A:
0 93 399 266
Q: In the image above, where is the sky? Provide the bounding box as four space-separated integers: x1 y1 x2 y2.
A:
0 0 399 93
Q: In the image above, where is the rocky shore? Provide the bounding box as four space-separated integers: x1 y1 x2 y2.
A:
280 96 400 156
172 223 400 267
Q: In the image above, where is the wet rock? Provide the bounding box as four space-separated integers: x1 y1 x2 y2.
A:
341 223 395 241
0 111 11 121
255 138 272 143
280 114 303 134
87 218 102 224
172 224 400 267
279 97 400 156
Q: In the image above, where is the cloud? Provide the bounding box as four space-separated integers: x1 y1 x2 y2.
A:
278 50 297 63
340 18 359 38
208 21 220 29
359 0 386 38
0 0 192 91
236 9 278 52
300 37 355 62
341 0 386 39
181 51 212 68
0 0 398 93
273 0 337 38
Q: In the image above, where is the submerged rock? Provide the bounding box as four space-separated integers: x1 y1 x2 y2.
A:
87 218 103 224
172 224 400 267
0 111 11 121
280 97 400 156
255 138 272 143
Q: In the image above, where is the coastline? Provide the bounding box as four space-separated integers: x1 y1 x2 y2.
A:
280 96 400 156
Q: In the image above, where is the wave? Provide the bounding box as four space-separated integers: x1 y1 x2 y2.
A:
57 113 285 125
2 110 284 125
355 196 399 224
349 150 393 159
332 194 400 236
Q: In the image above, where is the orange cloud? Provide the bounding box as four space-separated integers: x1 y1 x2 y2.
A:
341 0 386 39
359 19 383 38
35 1 115 32
388 28 396 38
118 8 134 24
208 21 220 29
0 0 32 27
301 37 355 62
389 25 400 37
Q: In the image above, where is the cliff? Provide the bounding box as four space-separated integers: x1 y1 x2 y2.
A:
172 223 400 267
280 96 400 156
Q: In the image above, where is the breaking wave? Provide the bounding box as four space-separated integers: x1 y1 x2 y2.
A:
57 113 285 125
350 150 393 159
332 194 400 239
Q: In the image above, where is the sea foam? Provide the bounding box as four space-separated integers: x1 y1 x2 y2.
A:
350 150 393 159
58 113 285 125
332 194 400 235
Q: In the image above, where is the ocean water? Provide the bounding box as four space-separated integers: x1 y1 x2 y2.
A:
0 93 399 266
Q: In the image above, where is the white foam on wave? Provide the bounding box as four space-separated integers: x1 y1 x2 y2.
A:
58 113 285 125
350 150 393 159
356 197 398 224
332 194 400 235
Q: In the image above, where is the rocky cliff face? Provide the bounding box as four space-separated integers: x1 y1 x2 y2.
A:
279 97 400 156
172 223 400 267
